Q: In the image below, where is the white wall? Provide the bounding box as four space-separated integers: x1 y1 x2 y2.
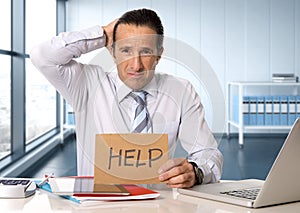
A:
66 0 300 133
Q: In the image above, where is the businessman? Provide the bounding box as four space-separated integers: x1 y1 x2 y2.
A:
31 8 223 188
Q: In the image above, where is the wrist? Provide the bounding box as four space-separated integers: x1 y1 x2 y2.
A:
102 27 108 46
189 162 204 185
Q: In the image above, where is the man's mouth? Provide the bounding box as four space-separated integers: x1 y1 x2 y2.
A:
127 71 145 78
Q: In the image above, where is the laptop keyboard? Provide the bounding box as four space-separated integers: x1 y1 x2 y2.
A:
220 188 260 200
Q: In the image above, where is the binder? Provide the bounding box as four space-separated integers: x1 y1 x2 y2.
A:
272 96 280 125
288 96 296 126
280 96 288 125
233 96 239 124
265 96 273 125
249 96 257 125
296 96 300 121
243 96 250 125
257 96 265 125
233 96 249 125
67 111 75 125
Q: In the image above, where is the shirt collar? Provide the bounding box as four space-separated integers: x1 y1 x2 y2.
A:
116 74 158 103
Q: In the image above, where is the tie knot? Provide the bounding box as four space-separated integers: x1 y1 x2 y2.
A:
130 91 146 105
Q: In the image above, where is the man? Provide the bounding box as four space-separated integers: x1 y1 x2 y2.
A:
31 8 223 188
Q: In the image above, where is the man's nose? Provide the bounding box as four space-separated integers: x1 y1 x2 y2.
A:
128 55 142 72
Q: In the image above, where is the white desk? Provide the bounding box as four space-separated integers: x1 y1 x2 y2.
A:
1 187 299 213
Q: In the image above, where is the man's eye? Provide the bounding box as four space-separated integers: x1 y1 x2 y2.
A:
121 49 130 54
140 49 153 56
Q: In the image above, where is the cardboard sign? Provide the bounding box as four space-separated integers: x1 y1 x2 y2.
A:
94 134 168 184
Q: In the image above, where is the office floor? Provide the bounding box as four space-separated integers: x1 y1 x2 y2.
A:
26 133 287 180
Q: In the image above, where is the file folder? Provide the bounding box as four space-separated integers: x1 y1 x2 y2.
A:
273 96 280 125
280 96 288 125
233 96 239 124
296 96 300 122
265 96 273 126
257 96 265 125
249 96 257 125
243 96 250 125
288 96 296 126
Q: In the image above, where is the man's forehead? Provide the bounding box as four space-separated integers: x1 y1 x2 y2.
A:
115 24 158 39
115 35 158 47
116 23 156 34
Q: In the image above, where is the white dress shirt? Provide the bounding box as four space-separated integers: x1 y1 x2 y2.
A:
30 25 223 184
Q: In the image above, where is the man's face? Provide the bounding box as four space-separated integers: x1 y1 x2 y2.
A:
113 24 163 90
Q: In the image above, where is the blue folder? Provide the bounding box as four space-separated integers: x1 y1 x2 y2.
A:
257 96 265 125
272 96 280 125
249 96 257 125
287 96 296 126
265 95 273 126
280 96 288 125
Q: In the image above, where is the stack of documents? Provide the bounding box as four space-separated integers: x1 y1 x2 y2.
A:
272 73 298 83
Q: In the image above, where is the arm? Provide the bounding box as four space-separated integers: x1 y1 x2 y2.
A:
179 83 223 184
30 26 105 105
158 83 223 188
30 20 117 108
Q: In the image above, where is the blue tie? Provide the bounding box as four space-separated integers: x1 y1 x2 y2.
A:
130 91 151 133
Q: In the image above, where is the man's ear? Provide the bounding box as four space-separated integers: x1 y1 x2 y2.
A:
156 47 164 64
111 45 117 62
112 57 117 63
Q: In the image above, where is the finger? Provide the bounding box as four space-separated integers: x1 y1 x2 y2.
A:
160 159 193 178
158 158 186 174
166 165 195 184
167 180 194 189
166 173 195 188
103 18 119 48
159 164 186 181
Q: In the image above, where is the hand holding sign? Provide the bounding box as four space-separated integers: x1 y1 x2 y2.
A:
158 158 196 188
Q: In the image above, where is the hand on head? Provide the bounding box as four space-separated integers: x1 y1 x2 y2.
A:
102 19 118 54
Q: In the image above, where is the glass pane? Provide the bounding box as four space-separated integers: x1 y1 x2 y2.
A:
26 59 56 142
0 0 11 50
26 0 56 53
0 55 11 159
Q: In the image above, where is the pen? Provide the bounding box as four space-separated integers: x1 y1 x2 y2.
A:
38 173 54 187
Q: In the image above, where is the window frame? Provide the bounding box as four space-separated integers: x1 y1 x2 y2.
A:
0 0 67 175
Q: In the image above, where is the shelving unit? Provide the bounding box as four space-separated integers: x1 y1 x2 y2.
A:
227 82 300 148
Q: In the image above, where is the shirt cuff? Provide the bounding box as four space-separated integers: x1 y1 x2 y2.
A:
59 25 106 46
198 164 213 184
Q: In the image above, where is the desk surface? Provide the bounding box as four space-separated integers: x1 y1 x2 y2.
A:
1 187 299 213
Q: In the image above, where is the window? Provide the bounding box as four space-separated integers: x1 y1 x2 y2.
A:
25 60 57 142
0 0 11 159
0 0 66 174
0 55 11 159
0 0 11 50
26 0 56 53
25 0 57 142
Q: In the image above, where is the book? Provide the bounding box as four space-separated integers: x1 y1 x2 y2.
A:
48 176 130 196
36 177 160 204
71 184 160 203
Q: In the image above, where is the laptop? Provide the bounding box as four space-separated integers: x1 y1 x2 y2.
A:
178 118 300 208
